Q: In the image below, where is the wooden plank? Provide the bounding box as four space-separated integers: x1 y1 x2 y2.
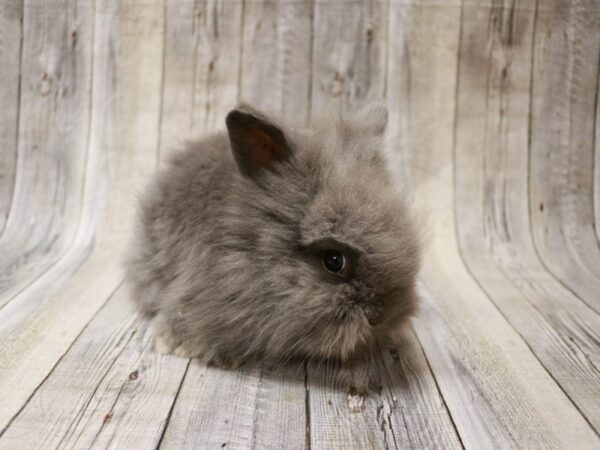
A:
305 2 410 448
0 250 121 433
242 2 312 446
379 329 462 450
159 0 244 165
529 0 600 311
240 0 312 124
160 362 262 449
0 0 22 234
156 0 194 162
0 285 188 449
387 1 600 448
160 1 310 447
311 0 387 112
307 2 460 448
596 52 600 245
0 0 165 432
307 358 397 449
415 278 595 449
96 0 165 239
453 0 600 434
307 334 463 450
161 363 307 449
0 0 599 447
307 2 459 448
251 363 307 450
596 56 600 244
0 0 94 308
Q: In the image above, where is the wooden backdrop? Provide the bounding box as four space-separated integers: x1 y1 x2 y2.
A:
0 0 599 448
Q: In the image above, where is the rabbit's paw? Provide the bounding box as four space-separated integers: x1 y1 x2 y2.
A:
151 315 184 356
201 351 245 370
154 331 180 355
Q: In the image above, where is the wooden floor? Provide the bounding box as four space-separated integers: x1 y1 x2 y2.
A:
1 1 600 448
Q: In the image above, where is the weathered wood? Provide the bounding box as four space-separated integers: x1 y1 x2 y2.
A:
0 252 121 433
160 362 261 449
311 0 387 112
0 285 188 449
1 0 600 448
0 0 22 234
161 361 307 449
453 0 600 435
307 332 463 450
307 3 463 449
529 0 600 311
240 0 313 124
160 2 311 448
387 1 600 448
307 359 394 449
251 363 307 450
308 3 391 448
379 330 462 449
160 0 244 164
0 0 94 308
0 0 165 433
96 0 165 238
238 2 312 447
596 61 600 245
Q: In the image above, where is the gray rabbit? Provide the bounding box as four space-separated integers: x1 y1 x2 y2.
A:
125 104 421 368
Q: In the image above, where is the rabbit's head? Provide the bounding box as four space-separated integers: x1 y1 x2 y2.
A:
220 104 421 363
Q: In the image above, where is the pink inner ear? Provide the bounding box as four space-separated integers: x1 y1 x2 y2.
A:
247 127 281 168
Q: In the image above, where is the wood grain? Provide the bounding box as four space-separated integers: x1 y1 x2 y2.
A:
159 0 244 164
0 0 22 234
238 2 313 447
251 363 307 450
529 0 600 311
0 285 188 449
160 362 262 449
306 3 463 449
307 334 462 450
387 1 600 447
379 330 462 449
0 0 94 308
307 359 393 449
596 52 600 245
311 0 387 112
160 2 311 448
0 0 165 433
453 0 600 435
1 0 600 448
240 0 313 124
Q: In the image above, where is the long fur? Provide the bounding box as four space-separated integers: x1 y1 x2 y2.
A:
125 104 421 368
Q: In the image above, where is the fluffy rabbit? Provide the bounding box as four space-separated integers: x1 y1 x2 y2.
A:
125 104 421 368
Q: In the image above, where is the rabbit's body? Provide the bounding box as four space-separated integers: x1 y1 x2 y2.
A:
126 105 421 368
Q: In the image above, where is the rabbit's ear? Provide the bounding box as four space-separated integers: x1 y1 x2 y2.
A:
226 105 292 177
356 104 388 136
335 104 388 144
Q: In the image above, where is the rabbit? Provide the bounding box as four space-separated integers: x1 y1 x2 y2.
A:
125 103 421 369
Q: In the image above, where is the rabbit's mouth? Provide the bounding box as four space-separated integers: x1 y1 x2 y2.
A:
350 295 385 326
346 282 386 326
362 303 385 326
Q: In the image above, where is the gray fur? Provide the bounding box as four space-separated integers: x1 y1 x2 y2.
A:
125 104 421 368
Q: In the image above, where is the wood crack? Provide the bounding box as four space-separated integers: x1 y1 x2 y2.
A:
303 360 311 450
155 358 191 450
54 325 137 450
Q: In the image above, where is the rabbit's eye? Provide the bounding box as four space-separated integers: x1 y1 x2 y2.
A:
321 250 349 276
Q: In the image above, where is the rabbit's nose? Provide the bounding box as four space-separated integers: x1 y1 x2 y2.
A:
362 302 384 325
